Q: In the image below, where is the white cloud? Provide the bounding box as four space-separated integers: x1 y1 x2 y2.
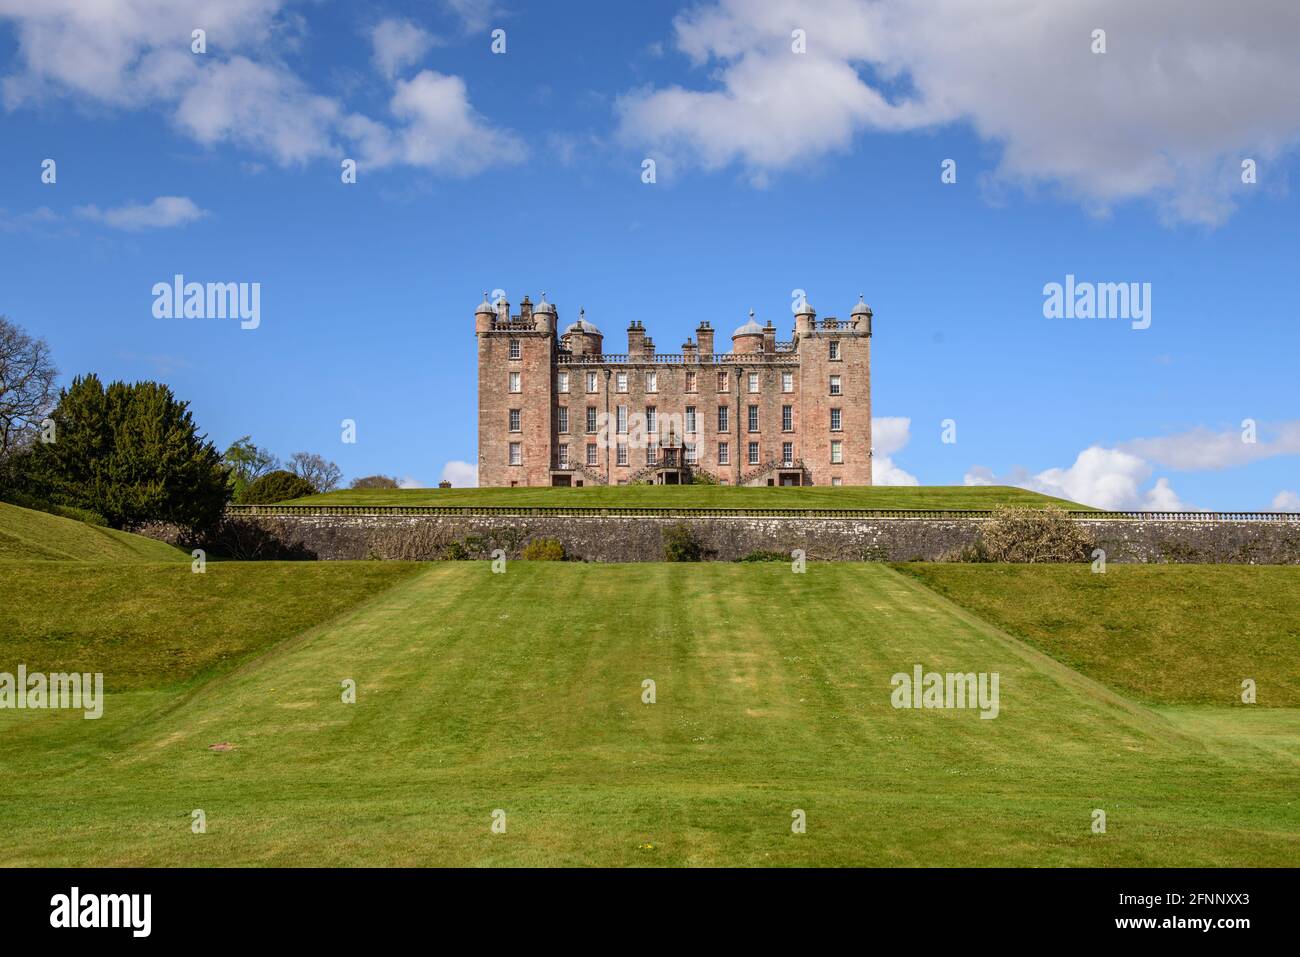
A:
0 0 516 175
349 70 521 174
1271 490 1300 512
965 446 1185 511
440 460 478 488
75 195 207 231
443 0 500 33
173 56 342 165
398 476 425 489
871 416 919 486
617 0 1300 224
1121 421 1300 471
371 18 436 79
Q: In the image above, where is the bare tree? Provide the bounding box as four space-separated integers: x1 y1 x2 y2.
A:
288 451 343 493
350 474 400 489
0 316 58 458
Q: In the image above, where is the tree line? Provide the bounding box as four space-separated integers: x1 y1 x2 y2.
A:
0 315 407 533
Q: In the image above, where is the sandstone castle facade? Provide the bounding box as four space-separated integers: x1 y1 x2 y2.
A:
476 294 873 487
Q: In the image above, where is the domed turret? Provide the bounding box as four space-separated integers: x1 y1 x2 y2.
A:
561 308 603 356
851 294 872 334
732 309 764 354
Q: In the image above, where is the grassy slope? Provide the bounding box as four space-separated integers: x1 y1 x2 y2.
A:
1 562 1294 866
284 485 1091 509
894 564 1300 707
0 501 188 562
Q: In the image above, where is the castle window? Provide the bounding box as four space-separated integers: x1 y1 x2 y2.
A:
509 372 521 393
646 371 658 393
557 372 569 393
747 372 760 393
616 371 628 393
616 406 628 434
509 408 521 432
647 440 658 465
717 371 729 392
686 442 698 465
782 371 793 392
831 440 843 464
558 444 569 468
646 407 657 434
747 405 759 433
717 406 729 433
509 442 522 466
831 477 842 487
829 340 840 361
586 372 598 393
782 442 794 466
685 406 697 434
686 371 697 392
509 339 521 360
557 407 568 434
718 442 729 465
617 443 628 466
829 375 841 396
830 408 842 431
586 406 597 434
587 443 598 467
748 441 760 465
782 405 793 432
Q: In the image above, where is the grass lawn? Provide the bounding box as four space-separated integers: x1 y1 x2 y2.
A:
0 501 188 562
1 561 1294 866
893 564 1300 707
282 484 1091 510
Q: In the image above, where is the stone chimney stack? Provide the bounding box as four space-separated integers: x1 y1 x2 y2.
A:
682 336 697 360
763 319 776 354
627 320 646 355
696 321 715 358
519 295 533 323
644 336 655 356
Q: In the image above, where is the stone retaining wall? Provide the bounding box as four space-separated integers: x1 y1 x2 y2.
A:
212 513 1300 564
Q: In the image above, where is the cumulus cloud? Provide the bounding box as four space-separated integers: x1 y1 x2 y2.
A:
371 18 437 79
617 0 1300 223
75 195 207 231
440 460 478 488
0 0 516 175
1121 420 1300 470
398 476 425 489
871 416 919 486
1272 490 1300 512
348 70 521 173
965 446 1185 511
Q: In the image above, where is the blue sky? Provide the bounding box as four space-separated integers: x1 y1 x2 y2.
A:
1 0 1297 508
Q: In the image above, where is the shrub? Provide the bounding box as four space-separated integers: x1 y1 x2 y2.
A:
691 470 719 485
350 474 400 490
364 523 460 561
0 488 107 526
977 506 1094 563
663 523 703 562
243 470 317 504
737 549 787 563
521 538 565 561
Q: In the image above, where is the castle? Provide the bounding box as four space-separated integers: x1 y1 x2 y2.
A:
476 293 873 487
